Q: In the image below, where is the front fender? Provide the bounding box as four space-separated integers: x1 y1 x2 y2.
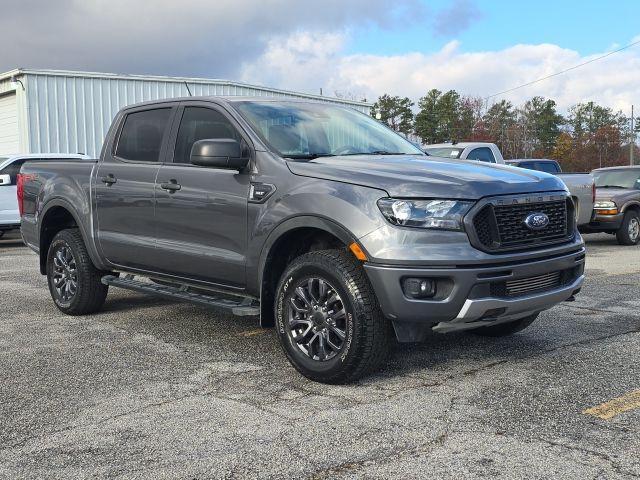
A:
245 177 387 295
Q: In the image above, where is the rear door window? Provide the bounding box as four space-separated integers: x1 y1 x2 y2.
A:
466 147 496 163
115 108 172 162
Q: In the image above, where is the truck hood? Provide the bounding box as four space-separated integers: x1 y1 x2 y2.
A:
287 155 567 199
595 187 639 204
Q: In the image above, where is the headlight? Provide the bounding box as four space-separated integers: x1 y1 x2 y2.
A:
594 200 618 215
377 198 473 230
594 200 616 209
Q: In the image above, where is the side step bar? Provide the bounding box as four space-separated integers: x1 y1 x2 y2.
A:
101 275 260 316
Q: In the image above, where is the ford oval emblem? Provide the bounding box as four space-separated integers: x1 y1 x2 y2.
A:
524 212 550 230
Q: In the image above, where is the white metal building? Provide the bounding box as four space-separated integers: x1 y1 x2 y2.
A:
0 69 371 157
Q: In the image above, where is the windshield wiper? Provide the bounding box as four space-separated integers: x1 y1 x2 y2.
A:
340 150 412 156
284 153 336 160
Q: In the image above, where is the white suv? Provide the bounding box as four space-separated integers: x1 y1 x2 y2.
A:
0 154 89 238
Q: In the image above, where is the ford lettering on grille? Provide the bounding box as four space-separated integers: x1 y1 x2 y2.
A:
524 212 550 230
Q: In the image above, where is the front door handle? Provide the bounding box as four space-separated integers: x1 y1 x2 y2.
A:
160 180 181 192
100 174 117 185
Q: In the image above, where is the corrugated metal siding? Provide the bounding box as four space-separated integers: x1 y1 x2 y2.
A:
21 71 371 157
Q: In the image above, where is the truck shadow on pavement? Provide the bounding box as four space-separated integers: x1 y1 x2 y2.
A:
98 290 559 381
0 231 25 248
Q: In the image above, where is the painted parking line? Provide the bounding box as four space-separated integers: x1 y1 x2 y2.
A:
583 390 640 420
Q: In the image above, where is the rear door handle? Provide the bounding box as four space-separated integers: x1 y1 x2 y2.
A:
100 174 117 185
160 180 181 192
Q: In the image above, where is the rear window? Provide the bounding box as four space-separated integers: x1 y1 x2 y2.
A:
115 108 172 162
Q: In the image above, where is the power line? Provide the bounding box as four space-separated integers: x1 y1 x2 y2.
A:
485 38 640 101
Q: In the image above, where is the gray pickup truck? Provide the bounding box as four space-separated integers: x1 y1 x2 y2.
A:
19 97 585 383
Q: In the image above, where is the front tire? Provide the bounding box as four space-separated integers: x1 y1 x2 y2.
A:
46 229 108 315
275 249 391 384
616 211 640 245
472 313 539 337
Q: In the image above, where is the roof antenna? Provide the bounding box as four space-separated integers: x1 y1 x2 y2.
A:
184 81 193 97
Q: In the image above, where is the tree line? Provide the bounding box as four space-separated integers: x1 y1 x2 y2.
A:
371 91 640 171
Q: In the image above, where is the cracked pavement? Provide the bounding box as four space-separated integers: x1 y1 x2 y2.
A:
0 231 638 479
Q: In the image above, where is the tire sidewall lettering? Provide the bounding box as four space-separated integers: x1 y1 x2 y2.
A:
276 276 293 335
340 312 354 363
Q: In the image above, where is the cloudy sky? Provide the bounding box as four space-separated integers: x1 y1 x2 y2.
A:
1 0 639 112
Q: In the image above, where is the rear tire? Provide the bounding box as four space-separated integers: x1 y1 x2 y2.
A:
472 313 539 337
275 249 391 384
616 211 640 245
46 229 108 315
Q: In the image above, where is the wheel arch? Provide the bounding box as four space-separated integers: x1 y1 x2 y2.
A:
257 216 359 327
621 201 640 214
38 199 103 275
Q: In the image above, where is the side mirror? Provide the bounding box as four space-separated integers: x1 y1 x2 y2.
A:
0 174 11 186
190 139 248 170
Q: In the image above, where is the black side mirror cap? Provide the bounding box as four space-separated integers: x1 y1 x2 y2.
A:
190 139 248 170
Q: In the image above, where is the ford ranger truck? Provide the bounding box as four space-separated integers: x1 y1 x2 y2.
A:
19 98 586 383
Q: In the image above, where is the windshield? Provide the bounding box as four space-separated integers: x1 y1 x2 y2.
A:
594 169 640 189
424 147 464 159
234 101 423 159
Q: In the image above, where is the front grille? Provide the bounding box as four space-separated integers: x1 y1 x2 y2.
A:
490 266 580 298
470 197 574 252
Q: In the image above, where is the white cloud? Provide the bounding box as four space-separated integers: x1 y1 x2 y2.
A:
243 33 640 112
240 31 349 96
0 0 425 77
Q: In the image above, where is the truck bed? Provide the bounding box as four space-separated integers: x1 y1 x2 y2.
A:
556 173 594 226
20 158 98 253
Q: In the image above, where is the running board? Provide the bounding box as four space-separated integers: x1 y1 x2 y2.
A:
101 275 260 316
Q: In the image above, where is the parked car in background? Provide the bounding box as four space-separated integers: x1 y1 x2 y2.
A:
424 142 504 163
506 159 595 227
19 98 585 383
0 154 89 237
424 143 594 227
580 166 640 245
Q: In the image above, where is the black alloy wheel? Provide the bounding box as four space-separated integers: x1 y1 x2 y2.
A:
275 249 391 384
50 243 78 304
287 277 347 361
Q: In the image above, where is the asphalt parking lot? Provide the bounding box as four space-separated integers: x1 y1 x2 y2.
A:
0 231 638 479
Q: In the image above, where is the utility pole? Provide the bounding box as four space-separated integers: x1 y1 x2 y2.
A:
631 105 635 166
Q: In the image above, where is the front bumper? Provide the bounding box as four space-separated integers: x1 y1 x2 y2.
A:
364 246 585 341
581 212 623 232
